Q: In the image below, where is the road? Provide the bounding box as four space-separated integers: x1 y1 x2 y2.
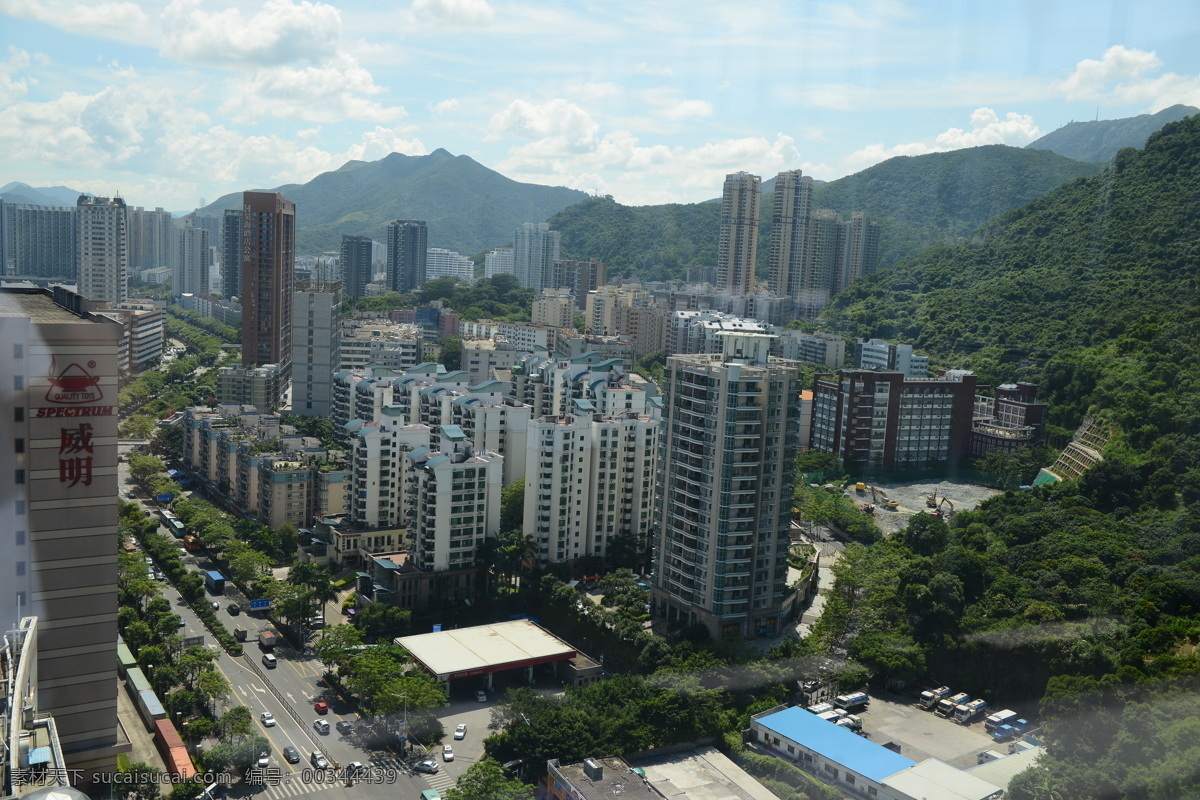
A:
119 446 453 800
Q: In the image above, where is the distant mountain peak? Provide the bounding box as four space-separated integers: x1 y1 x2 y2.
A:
1026 105 1198 162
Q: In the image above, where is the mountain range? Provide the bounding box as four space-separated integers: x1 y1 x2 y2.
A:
0 181 85 207
187 149 588 258
1025 103 1198 162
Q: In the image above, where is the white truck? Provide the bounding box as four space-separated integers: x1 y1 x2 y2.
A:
954 698 988 724
937 692 970 717
920 686 951 709
984 709 1018 732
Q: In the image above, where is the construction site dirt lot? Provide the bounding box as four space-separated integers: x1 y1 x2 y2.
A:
857 691 1000 769
849 479 1003 537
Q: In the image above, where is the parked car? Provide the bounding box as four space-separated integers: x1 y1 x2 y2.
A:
310 752 328 770
442 745 454 762
336 719 354 734
313 719 330 734
282 746 300 764
176 616 186 628
414 760 440 774
229 604 240 615
259 712 275 727
210 601 219 610
454 723 467 740
314 701 329 714
475 690 487 702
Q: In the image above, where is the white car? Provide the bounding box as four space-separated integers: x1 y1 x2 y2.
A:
414 760 439 774
256 752 269 768
310 752 329 770
442 745 454 762
260 712 275 727
454 723 467 740
475 690 487 702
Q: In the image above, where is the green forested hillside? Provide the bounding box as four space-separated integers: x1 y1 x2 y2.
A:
187 149 587 256
806 115 1200 800
549 145 1102 277
822 115 1200 379
1026 104 1198 162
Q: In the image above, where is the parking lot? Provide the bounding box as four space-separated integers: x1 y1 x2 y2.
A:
856 691 1001 769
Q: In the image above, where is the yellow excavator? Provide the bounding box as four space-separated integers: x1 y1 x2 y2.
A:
931 495 954 520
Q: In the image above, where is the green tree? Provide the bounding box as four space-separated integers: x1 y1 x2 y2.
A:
445 758 533 800
354 602 412 641
115 761 163 800
313 624 365 675
500 478 525 533
128 453 167 488
196 669 230 714
216 706 254 742
438 336 463 371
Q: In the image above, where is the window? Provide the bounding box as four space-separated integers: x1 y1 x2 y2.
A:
15 531 25 545
14 407 24 423
15 438 24 453
13 375 23 390
16 562 26 577
15 469 24 485
867 789 877 797
15 500 25 515
13 344 23 359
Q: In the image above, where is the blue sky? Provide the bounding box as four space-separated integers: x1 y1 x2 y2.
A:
2 0 1200 213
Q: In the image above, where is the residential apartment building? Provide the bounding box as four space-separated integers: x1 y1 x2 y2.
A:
524 390 659 566
7 204 75 278
614 305 669 359
669 310 774 356
768 169 815 301
216 363 286 412
339 234 374 298
652 332 803 638
0 286 126 773
220 208 242 299
838 212 881 292
854 338 930 378
462 338 534 384
586 285 648 336
552 333 636 368
485 246 514 278
293 281 342 417
345 407 432 530
513 222 561 292
532 288 576 329
460 318 555 351
777 331 846 368
94 299 166 376
716 172 761 296
239 191 296 405
339 319 422 371
552 258 607 307
810 369 978 470
425 247 474 284
970 382 1048 459
76 195 128 305
386 220 427 293
127 206 174 274
408 426 503 572
174 222 210 299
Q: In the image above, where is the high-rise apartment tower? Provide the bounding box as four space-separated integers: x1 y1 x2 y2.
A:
240 191 295 398
768 170 814 300
75 195 128 305
386 220 427 293
339 234 374 298
716 172 761 296
651 332 803 638
512 223 561 292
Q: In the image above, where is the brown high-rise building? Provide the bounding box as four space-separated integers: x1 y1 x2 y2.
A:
240 191 295 399
716 172 760 296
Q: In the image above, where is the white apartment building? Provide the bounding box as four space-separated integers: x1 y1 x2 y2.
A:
462 338 536 384
346 407 433 530
585 285 648 336
532 288 576 329
339 320 422 371
510 353 633 418
668 310 774 356
408 426 503 572
460 318 555 351
777 331 846 368
425 247 475 284
485 247 514 278
524 399 659 566
76 195 128 305
293 282 342 417
174 223 210 298
513 222 561 291
855 338 929 379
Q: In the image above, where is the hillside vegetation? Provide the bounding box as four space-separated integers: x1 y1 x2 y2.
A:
1026 104 1198 162
822 114 1200 380
188 149 587 257
549 145 1103 277
803 115 1200 800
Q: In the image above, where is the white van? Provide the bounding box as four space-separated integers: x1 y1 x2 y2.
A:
262 653 277 668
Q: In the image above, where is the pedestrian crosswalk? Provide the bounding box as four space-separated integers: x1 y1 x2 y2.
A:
255 771 339 800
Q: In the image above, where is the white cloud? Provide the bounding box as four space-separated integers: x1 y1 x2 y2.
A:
489 98 599 152
0 46 33 106
161 0 342 68
658 99 713 120
411 0 494 26
0 0 153 43
1057 45 1200 111
219 55 406 123
635 62 673 77
820 0 912 30
844 107 1041 169
430 97 459 114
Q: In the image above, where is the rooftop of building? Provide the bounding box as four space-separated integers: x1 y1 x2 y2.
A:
396 619 576 680
754 706 916 782
882 758 1003 800
553 757 659 800
965 746 1041 788
0 287 99 323
628 746 778 800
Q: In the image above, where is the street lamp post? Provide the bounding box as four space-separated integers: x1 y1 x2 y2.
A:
390 693 409 755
